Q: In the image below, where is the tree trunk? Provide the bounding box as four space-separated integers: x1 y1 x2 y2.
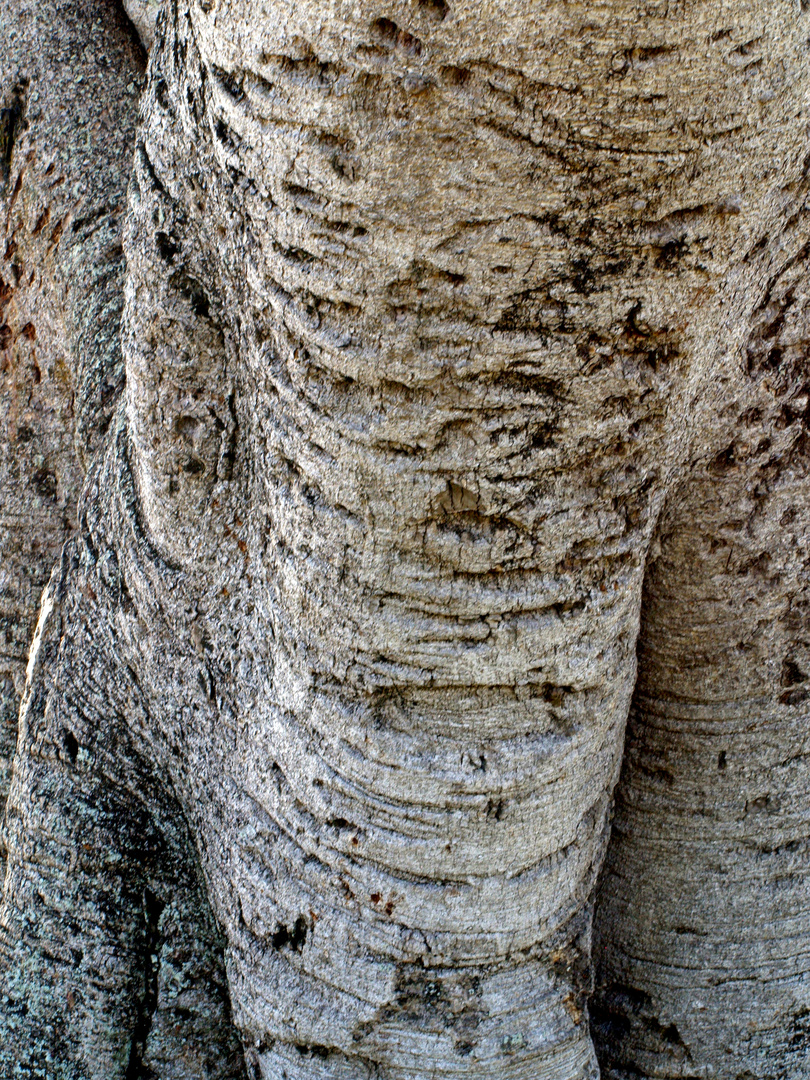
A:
0 3 245 1076
593 211 810 1078
0 0 143 890
2 1 810 1077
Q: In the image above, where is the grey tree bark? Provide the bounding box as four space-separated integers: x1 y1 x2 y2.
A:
0 0 147 897
1 1 809 1078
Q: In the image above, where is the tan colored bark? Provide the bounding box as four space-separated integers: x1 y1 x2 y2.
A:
123 0 161 49
594 203 810 1077
1 0 810 1076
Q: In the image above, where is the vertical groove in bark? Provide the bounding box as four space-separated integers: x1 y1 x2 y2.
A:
124 888 164 1079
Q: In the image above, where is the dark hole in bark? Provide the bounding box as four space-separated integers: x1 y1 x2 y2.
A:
718 750 727 770
441 65 470 85
136 143 166 196
789 1008 810 1049
327 817 352 829
181 456 205 475
660 1022 685 1046
415 0 449 20
371 18 423 54
625 300 653 338
155 78 171 111
372 17 400 43
710 443 736 473
214 117 239 152
0 82 27 190
271 914 308 951
781 658 805 687
592 983 687 1055
155 231 179 263
62 728 79 764
656 237 687 267
211 65 245 102
780 686 810 706
32 467 57 501
294 1043 332 1059
175 415 199 439
170 271 211 318
541 683 573 707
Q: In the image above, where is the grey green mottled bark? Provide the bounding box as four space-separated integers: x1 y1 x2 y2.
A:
0 0 144 889
2 0 810 1077
0 1 244 1076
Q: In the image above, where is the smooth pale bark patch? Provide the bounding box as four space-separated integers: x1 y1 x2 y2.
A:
594 223 810 1078
123 0 161 49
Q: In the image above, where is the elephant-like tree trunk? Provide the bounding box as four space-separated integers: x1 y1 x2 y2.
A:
2 1 810 1077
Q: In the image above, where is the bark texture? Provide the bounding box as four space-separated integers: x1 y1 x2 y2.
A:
593 182 810 1078
0 2 245 1076
0 0 145 888
124 0 161 49
1 0 810 1077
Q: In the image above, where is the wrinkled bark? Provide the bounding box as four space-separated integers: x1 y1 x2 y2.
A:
0 2 244 1076
593 205 810 1077
0 0 144 888
1 0 810 1077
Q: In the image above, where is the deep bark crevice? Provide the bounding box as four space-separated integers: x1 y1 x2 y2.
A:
124 888 164 1080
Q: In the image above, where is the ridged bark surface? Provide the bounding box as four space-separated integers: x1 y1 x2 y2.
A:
0 0 143 880
593 196 810 1078
1 0 809 1077
0 2 245 1076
